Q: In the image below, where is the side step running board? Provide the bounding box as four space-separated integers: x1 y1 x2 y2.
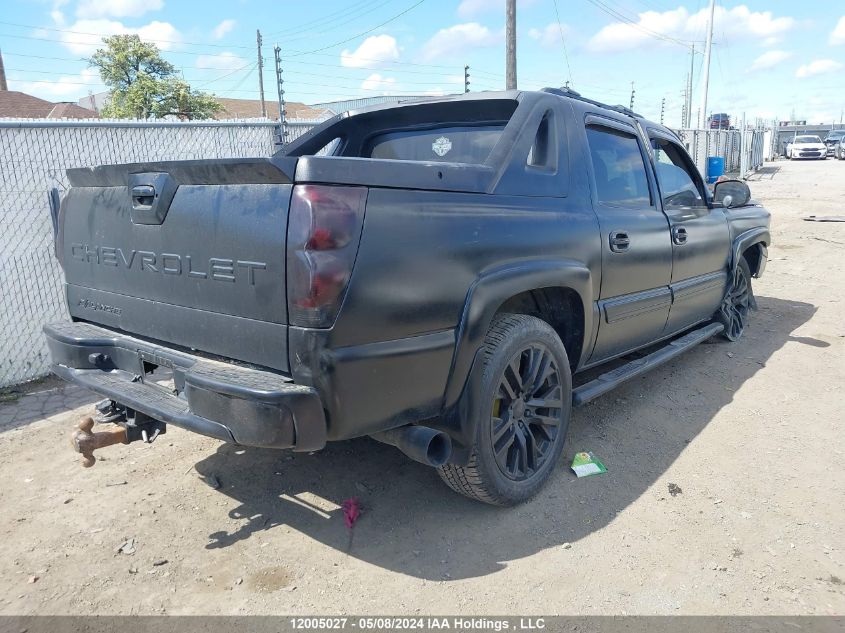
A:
572 322 724 407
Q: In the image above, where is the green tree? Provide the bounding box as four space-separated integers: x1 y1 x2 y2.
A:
88 34 222 120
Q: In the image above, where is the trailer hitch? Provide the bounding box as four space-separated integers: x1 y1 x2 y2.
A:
71 416 128 468
70 402 167 468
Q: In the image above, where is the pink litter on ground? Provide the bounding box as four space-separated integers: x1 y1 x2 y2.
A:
342 497 361 529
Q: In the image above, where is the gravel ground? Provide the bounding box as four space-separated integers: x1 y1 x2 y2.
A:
0 158 843 615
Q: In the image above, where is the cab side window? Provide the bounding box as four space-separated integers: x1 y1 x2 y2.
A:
650 138 707 209
586 125 652 207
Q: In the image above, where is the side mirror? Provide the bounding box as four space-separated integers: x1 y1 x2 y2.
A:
713 179 751 208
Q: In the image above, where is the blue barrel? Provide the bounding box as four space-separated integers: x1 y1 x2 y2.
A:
707 156 725 183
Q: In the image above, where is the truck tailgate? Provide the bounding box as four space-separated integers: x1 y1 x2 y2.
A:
59 158 294 371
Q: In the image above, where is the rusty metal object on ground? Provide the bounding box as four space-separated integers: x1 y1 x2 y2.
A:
70 416 128 468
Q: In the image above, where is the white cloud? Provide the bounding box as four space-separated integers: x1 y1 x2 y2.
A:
831 16 845 45
19 68 102 100
528 23 569 49
213 19 236 40
76 0 163 19
195 52 247 70
795 59 843 78
341 35 399 68
51 18 181 55
747 50 792 73
458 0 535 19
50 0 69 25
360 73 396 92
420 23 502 61
135 21 180 50
588 5 795 53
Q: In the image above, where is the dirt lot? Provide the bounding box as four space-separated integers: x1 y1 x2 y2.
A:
1 158 843 616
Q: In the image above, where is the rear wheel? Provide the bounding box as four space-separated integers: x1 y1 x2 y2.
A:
438 314 572 506
716 258 753 342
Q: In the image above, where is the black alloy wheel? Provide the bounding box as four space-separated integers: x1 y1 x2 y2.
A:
437 314 572 506
719 259 753 342
490 344 564 481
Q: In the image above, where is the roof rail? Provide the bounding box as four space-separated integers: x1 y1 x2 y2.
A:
541 87 643 119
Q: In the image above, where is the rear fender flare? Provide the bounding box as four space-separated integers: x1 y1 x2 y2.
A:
438 260 592 453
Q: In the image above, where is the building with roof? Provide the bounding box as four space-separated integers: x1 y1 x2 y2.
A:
0 91 99 119
213 98 330 121
0 51 98 119
76 90 330 122
309 95 452 116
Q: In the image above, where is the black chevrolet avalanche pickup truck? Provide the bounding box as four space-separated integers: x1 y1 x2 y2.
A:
45 88 770 505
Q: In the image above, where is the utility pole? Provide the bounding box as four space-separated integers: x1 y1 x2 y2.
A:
256 29 267 119
687 43 695 127
0 49 7 91
274 45 286 144
505 0 517 90
464 65 470 93
629 81 635 110
660 98 665 124
698 0 715 129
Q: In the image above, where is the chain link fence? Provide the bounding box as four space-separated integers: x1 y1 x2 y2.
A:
0 119 278 388
675 127 767 180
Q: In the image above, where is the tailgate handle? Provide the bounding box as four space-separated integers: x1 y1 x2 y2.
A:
131 185 156 209
128 173 178 225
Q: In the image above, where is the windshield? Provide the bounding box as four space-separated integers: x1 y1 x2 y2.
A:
826 131 845 139
794 136 821 143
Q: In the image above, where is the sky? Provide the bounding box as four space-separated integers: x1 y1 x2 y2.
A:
1 0 843 126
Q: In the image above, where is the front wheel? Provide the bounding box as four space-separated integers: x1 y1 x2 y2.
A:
438 314 572 506
716 259 753 341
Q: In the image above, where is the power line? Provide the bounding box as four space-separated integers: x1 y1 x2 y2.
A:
551 0 573 85
582 0 697 50
0 32 253 57
265 0 396 40
283 0 426 57
0 20 253 50
0 32 462 71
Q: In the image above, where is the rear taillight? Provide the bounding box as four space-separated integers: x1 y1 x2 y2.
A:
287 184 367 327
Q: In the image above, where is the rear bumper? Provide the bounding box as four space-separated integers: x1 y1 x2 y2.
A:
43 321 326 451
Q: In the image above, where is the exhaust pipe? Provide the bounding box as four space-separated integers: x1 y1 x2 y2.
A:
371 426 452 467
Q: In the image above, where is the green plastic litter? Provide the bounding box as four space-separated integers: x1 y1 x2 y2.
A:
571 451 607 477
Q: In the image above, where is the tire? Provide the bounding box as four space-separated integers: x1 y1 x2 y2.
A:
716 258 753 342
437 314 572 506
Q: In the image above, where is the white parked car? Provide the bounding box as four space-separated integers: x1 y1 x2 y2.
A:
786 135 826 160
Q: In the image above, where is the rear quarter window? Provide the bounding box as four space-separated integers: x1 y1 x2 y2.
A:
365 125 505 164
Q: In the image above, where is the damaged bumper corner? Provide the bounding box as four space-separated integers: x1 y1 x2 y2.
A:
44 321 327 452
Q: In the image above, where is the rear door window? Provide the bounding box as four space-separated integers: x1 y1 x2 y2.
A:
586 125 652 207
365 125 505 164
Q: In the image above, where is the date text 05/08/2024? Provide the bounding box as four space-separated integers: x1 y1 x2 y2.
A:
289 617 547 631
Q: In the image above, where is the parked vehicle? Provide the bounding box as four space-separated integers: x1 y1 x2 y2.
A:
45 88 771 505
823 129 845 156
787 135 827 160
708 113 731 130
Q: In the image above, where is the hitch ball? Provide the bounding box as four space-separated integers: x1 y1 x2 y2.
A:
70 416 128 468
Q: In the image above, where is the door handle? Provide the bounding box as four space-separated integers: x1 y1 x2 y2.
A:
609 230 630 252
131 185 156 210
672 226 689 245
